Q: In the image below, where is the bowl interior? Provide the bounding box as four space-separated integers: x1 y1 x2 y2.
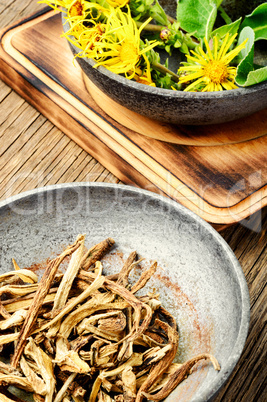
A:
0 183 250 401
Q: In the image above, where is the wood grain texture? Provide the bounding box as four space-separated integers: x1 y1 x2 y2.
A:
0 9 266 224
0 2 266 402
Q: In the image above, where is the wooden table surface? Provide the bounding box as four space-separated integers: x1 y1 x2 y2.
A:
0 1 266 401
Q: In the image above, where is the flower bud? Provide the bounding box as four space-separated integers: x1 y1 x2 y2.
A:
160 29 171 41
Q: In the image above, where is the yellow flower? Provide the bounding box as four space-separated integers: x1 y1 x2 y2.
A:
38 0 78 12
74 22 106 57
39 0 104 23
91 7 159 79
67 0 111 21
68 0 84 17
105 0 129 8
134 72 156 86
178 33 248 92
133 55 156 86
59 1 111 56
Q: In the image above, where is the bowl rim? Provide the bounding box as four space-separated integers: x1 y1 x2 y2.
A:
62 15 267 100
0 182 250 401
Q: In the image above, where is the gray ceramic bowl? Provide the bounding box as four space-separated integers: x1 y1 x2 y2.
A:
62 0 267 125
0 183 250 401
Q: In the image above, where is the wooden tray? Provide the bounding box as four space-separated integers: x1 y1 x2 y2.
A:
0 7 266 225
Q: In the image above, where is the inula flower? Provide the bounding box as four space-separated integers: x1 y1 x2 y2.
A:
50 0 111 57
39 0 83 13
71 22 107 57
90 7 159 79
105 0 129 8
178 33 248 92
133 55 156 86
40 0 105 23
68 0 84 17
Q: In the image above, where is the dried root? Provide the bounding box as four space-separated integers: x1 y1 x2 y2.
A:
0 235 220 401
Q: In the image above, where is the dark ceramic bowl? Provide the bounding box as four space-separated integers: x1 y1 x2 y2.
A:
0 183 250 401
62 0 267 125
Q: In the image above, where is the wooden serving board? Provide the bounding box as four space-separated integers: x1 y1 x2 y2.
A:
0 7 267 225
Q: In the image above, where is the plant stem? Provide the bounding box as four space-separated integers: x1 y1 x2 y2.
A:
152 62 180 83
218 6 232 24
136 21 199 49
166 14 176 24
136 21 163 32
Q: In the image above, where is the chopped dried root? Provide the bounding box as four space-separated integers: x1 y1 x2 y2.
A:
142 353 221 400
0 235 220 401
81 238 115 270
11 237 83 368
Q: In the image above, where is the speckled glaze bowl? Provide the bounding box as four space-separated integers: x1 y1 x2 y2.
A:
62 1 267 125
0 183 250 401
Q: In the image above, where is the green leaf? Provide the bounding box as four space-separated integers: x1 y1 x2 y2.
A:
174 39 182 48
205 4 217 39
212 17 242 39
238 66 267 86
130 0 167 25
237 26 255 63
180 42 189 53
136 5 145 12
150 0 168 26
176 0 218 40
240 3 267 41
235 27 256 86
